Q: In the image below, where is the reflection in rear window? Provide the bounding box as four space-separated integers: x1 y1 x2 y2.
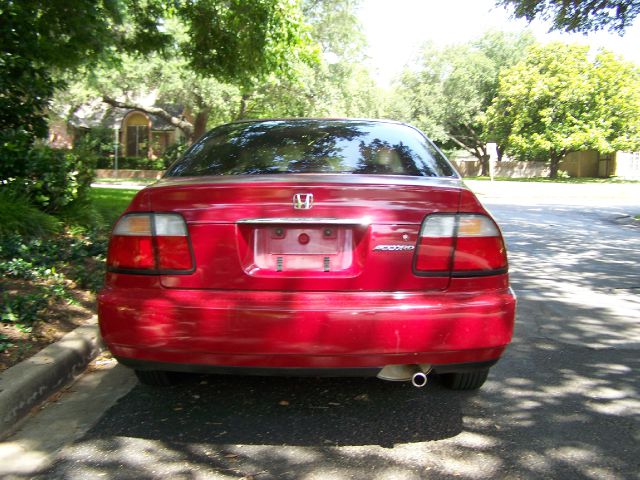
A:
165 120 457 178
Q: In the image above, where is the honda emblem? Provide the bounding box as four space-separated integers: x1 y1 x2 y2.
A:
293 193 313 209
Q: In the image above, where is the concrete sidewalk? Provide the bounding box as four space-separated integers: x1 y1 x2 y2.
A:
0 318 102 438
465 180 640 207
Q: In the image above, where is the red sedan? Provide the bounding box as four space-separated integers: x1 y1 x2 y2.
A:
98 119 516 390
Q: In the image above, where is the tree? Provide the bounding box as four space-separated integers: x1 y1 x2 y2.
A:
2 0 312 148
487 43 640 177
0 0 166 179
0 1 152 146
62 0 381 140
498 0 640 34
240 0 384 120
66 38 242 142
86 1 319 141
391 31 534 174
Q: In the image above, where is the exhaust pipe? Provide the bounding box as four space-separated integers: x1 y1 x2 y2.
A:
411 371 428 388
377 364 431 387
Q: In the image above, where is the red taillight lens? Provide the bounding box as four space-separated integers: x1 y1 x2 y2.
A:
453 237 507 271
414 216 456 273
414 214 507 276
107 235 155 270
107 213 193 273
156 236 192 270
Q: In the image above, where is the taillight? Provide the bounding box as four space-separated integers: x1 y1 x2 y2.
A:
414 214 507 277
107 213 193 273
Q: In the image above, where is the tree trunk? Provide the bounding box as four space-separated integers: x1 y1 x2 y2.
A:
480 154 490 176
237 93 251 120
192 109 210 142
549 154 562 178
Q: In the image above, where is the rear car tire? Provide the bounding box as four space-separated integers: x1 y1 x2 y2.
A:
441 368 489 390
134 369 175 386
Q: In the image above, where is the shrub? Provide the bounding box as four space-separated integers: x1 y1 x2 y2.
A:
57 200 104 230
161 140 187 168
0 230 108 295
74 127 115 158
11 146 96 213
0 189 60 238
95 156 165 170
0 129 33 180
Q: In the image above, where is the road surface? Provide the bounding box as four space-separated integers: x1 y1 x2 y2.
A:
2 182 638 479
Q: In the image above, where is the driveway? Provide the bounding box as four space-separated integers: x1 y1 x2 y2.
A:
1 182 639 479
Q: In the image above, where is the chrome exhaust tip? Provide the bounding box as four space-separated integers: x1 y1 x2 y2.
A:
377 364 432 386
411 371 428 388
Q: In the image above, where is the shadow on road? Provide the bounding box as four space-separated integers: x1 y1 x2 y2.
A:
83 375 465 447
30 202 640 479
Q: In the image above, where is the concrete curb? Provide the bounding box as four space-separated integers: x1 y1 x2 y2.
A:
0 317 103 438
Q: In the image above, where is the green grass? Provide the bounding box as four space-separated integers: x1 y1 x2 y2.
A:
94 177 157 185
464 176 640 183
89 187 139 229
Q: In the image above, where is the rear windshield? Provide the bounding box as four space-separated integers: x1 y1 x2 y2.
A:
165 120 456 178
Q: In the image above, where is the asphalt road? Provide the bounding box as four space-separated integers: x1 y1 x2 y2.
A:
2 183 639 479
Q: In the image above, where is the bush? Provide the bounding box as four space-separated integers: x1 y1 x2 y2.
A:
93 139 187 171
74 127 115 158
57 200 104 231
161 141 187 168
0 230 108 295
10 146 96 213
95 156 165 170
0 129 33 180
0 189 61 238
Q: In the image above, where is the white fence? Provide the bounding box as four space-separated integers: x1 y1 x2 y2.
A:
451 151 640 179
615 152 640 179
450 160 551 178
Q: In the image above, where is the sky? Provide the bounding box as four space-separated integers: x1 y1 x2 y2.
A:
358 0 640 86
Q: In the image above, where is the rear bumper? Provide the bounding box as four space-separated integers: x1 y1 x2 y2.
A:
98 287 516 371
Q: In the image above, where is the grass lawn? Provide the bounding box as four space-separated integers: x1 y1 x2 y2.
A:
89 187 139 228
93 177 157 185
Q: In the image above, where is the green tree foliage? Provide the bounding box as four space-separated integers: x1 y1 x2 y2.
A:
1 0 312 146
498 0 640 34
59 0 381 140
58 45 242 142
0 0 169 142
178 0 315 89
240 0 383 120
487 43 640 177
392 31 535 174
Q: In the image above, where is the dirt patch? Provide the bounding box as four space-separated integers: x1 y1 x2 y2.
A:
0 282 96 372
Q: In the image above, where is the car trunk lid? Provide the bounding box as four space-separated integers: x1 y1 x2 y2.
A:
136 175 465 291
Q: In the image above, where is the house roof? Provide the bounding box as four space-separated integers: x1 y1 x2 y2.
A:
70 103 184 131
